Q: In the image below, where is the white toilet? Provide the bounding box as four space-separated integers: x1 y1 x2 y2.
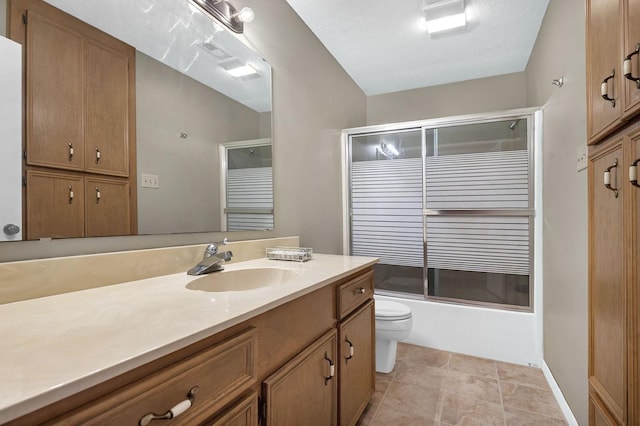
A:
375 300 413 373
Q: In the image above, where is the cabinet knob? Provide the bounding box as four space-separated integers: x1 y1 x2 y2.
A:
630 158 640 188
138 386 199 426
600 69 616 107
603 158 619 198
353 287 366 295
623 43 640 88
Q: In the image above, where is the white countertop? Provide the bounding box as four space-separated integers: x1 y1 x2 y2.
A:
0 254 377 423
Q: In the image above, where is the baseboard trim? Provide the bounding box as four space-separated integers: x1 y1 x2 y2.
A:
542 360 579 425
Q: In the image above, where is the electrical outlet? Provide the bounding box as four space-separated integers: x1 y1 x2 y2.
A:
141 173 159 189
576 145 588 172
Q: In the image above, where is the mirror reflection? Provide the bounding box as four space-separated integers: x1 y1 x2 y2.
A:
0 0 273 242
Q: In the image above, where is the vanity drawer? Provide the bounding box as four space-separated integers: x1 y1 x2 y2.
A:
50 328 256 425
206 392 258 426
337 270 374 319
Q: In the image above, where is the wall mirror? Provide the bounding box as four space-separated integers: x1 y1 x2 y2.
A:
0 0 273 242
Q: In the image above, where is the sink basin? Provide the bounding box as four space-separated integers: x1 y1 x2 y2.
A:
186 267 299 292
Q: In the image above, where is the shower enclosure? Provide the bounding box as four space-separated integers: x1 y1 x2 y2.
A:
343 109 538 311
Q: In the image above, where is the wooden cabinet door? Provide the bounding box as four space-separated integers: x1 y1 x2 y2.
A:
590 392 620 425
263 329 337 426
623 0 640 116
84 39 131 177
589 142 627 424
84 176 130 237
26 10 84 171
338 300 375 426
630 129 640 426
26 170 84 239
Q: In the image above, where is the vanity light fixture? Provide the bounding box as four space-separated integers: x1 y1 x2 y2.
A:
188 0 254 34
423 0 466 38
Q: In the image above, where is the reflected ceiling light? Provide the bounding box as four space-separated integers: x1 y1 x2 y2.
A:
378 142 400 159
188 0 254 34
423 0 466 38
227 64 257 77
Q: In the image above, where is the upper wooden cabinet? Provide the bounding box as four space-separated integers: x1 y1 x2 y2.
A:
623 0 640 118
16 1 135 177
587 0 623 143
9 0 137 240
84 39 131 177
587 0 640 144
26 10 85 171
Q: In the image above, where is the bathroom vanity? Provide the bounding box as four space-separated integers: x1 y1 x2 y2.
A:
0 254 376 425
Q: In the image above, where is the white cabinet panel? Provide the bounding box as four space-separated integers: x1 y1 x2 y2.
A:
0 36 22 241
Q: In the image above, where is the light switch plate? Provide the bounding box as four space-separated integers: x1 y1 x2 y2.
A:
576 145 587 172
141 173 159 188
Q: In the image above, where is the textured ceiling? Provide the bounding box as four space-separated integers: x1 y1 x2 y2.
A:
285 0 550 96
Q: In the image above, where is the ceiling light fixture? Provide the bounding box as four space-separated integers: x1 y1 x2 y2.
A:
189 0 254 34
423 0 466 38
226 64 257 77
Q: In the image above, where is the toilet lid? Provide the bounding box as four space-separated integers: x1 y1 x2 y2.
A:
375 300 412 321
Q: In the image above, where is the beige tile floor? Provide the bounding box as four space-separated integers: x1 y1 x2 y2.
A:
359 343 568 426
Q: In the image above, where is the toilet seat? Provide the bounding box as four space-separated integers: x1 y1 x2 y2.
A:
375 300 412 321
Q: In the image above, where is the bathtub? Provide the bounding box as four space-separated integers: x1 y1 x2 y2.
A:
375 294 542 366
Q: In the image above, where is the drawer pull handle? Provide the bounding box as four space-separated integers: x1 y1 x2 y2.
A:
324 352 335 385
353 287 366 295
95 147 101 163
624 43 640 88
630 158 640 188
600 69 616 107
68 185 74 204
139 386 199 426
68 142 74 160
345 337 354 361
603 158 619 198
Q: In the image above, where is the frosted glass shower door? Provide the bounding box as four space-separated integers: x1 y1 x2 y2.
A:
349 130 424 296
424 120 533 309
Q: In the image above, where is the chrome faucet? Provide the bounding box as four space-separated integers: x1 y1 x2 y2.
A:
187 238 233 275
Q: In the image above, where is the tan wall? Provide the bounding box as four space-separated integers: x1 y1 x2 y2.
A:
1 0 6 37
525 0 588 423
366 72 527 125
136 51 260 235
237 0 367 254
